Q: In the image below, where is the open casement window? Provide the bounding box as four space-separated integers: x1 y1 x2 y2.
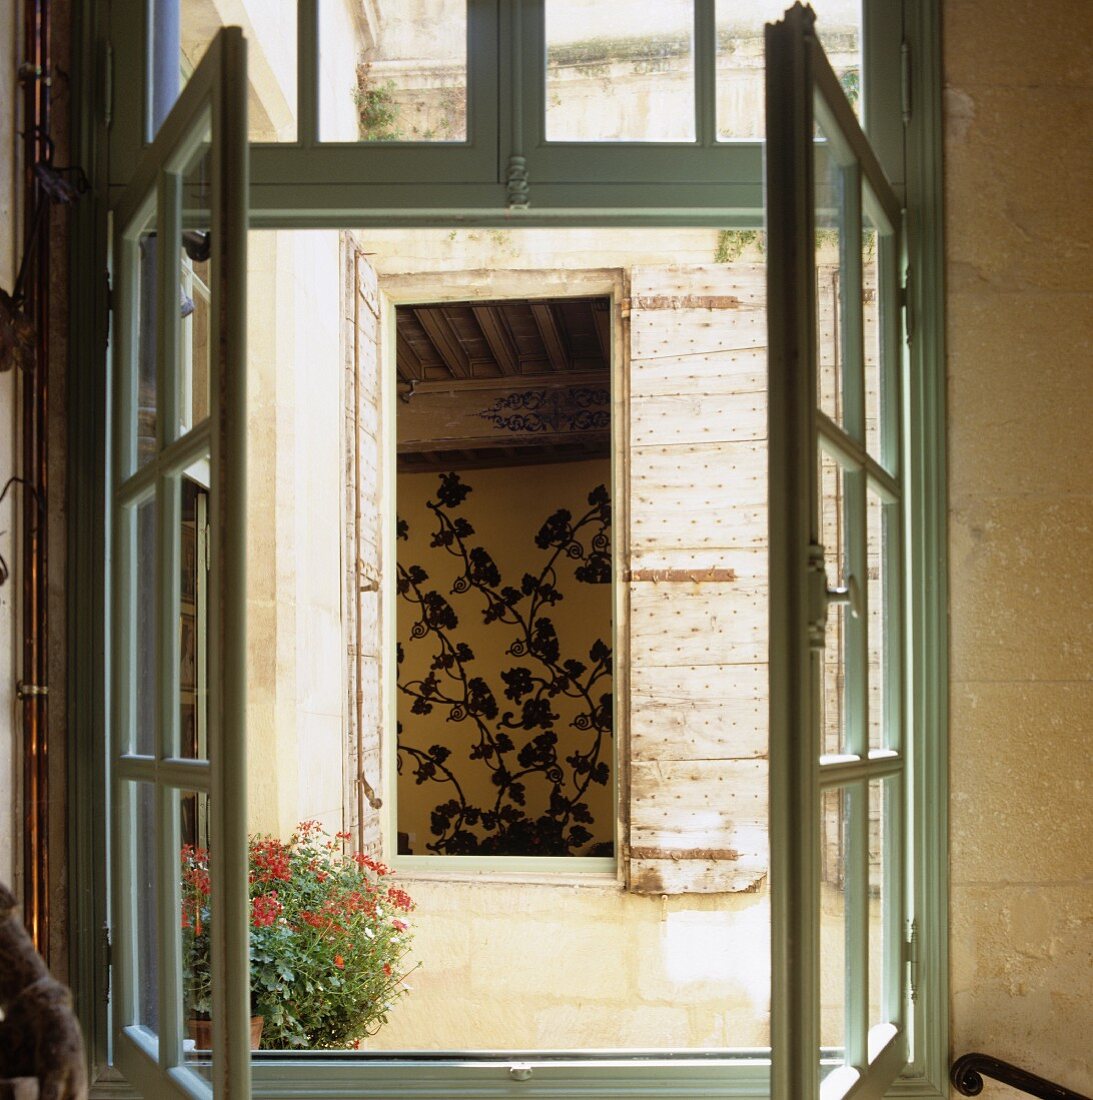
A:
109 28 250 1098
766 6 909 1098
81 2 948 1097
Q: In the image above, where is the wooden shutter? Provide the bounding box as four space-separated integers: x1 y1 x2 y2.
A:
343 239 385 855
626 264 769 895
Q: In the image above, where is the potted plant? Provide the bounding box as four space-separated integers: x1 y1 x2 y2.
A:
181 820 416 1049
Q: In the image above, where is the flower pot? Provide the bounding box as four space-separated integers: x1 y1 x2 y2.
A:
186 1016 264 1050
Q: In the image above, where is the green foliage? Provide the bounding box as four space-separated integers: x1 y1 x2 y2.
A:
353 60 402 142
714 229 765 263
839 67 861 107
182 822 416 1049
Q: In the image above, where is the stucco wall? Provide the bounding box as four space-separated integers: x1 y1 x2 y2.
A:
944 0 1093 1093
366 875 771 1051
246 229 347 841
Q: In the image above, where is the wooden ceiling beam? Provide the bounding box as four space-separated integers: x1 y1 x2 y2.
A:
396 329 424 381
413 307 471 378
591 301 611 361
472 304 521 375
530 302 569 371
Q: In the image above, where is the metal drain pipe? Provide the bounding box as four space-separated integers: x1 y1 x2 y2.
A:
19 0 52 957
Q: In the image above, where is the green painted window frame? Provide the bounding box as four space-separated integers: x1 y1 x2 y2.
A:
70 2 948 1097
765 8 910 1097
105 27 252 1099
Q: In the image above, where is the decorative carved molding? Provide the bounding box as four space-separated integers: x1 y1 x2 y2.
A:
505 154 529 209
478 387 610 435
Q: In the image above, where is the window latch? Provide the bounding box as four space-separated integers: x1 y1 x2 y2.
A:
826 575 861 619
808 545 861 649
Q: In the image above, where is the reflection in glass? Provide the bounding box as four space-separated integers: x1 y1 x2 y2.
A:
179 476 209 763
136 230 158 467
134 781 160 1031
320 0 468 142
179 138 213 436
868 778 891 1030
545 0 695 141
180 791 214 1057
863 214 883 461
814 130 846 429
716 0 862 139
149 0 298 142
866 486 891 753
819 451 848 755
819 785 849 1060
131 496 158 756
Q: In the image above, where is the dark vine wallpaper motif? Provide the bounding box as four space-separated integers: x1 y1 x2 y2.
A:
396 470 613 856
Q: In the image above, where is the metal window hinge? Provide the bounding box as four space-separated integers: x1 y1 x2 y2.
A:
904 917 919 1003
807 543 828 651
102 923 112 1004
900 266 913 345
16 681 49 699
900 39 912 124
619 297 631 319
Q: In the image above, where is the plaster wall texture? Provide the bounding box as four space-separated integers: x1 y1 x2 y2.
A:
0 0 20 892
364 876 772 1051
246 229 347 841
944 0 1093 1093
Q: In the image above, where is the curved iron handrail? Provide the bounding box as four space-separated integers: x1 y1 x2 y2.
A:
951 1052 1092 1100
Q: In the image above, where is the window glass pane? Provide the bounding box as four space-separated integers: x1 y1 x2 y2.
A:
179 476 210 761
319 0 469 142
866 485 893 753
715 0 862 140
172 0 297 142
545 0 696 142
868 777 894 1030
126 495 158 757
135 228 159 468
133 780 160 1032
181 790 214 1059
814 132 847 429
819 450 848 755
179 138 212 436
820 784 849 1065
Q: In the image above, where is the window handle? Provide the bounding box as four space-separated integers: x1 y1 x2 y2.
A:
827 574 861 619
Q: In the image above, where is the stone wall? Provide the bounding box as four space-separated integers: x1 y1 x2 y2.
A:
944 0 1093 1092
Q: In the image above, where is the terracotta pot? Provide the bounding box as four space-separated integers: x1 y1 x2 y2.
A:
186 1015 264 1050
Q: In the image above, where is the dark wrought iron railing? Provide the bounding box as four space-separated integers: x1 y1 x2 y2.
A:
951 1052 1092 1100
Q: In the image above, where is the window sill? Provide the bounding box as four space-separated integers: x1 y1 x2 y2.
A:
390 855 619 888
